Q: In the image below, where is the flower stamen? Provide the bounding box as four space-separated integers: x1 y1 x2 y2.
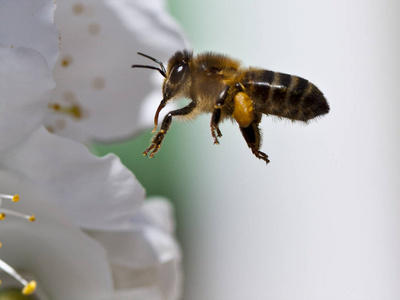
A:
48 102 84 119
0 194 35 222
0 259 37 295
1 193 37 295
0 209 35 222
0 194 19 202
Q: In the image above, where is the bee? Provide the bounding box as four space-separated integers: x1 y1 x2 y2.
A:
132 50 329 164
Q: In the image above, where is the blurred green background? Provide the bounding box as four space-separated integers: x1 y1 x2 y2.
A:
93 0 201 242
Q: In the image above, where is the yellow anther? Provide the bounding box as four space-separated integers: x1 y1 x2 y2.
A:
48 103 83 119
48 103 61 111
0 213 5 220
160 130 165 134
29 215 36 222
0 193 20 202
22 280 37 295
70 105 82 119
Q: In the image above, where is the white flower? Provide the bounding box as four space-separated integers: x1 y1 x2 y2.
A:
0 0 59 151
0 0 184 299
1 0 145 231
0 177 114 299
45 0 188 143
0 0 59 69
0 170 181 299
86 198 182 300
1 127 145 231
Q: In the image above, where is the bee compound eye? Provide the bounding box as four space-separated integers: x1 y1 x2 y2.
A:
169 63 188 84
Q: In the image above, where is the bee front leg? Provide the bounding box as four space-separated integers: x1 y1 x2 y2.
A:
143 131 165 158
144 101 196 158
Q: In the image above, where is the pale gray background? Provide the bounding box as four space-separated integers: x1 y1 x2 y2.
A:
166 0 400 299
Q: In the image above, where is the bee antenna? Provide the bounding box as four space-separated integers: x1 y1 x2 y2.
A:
133 52 167 77
131 64 166 78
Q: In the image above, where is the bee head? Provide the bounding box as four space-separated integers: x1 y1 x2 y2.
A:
132 50 193 101
132 50 193 132
163 50 193 100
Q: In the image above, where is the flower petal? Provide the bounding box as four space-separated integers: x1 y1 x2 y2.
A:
0 171 113 299
45 0 188 142
0 0 59 69
103 287 164 300
0 46 55 151
0 127 145 231
85 198 182 300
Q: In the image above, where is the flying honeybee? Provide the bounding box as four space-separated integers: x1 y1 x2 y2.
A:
132 50 329 164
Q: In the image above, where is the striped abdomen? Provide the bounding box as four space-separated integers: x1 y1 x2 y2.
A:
242 69 329 122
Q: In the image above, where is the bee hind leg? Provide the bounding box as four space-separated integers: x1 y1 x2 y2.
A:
239 117 270 164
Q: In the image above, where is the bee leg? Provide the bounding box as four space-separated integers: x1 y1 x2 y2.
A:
144 101 196 158
211 108 222 144
239 117 270 164
211 86 230 144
